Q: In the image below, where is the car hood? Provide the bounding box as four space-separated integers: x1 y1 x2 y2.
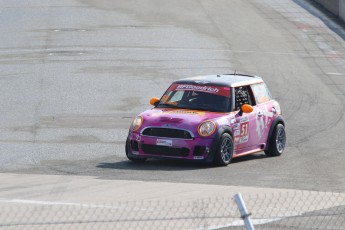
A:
138 108 227 135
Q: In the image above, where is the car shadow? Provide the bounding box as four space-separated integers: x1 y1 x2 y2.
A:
231 153 268 164
97 153 269 171
97 159 213 171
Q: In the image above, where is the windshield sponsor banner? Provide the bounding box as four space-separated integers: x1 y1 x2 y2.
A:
151 109 206 116
168 84 230 97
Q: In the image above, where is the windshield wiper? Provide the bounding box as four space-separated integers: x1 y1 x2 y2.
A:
187 107 212 112
157 103 180 108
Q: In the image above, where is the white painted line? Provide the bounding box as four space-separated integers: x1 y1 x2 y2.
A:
326 72 345 76
0 198 146 211
252 218 284 225
205 218 283 229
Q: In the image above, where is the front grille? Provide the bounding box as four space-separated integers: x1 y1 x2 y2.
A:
142 144 189 157
142 128 192 139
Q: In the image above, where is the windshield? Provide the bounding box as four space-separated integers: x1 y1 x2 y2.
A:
156 84 231 112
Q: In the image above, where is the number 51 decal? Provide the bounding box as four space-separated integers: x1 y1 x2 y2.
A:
240 122 249 136
234 121 249 145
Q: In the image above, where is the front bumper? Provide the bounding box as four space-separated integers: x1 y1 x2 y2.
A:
127 131 215 161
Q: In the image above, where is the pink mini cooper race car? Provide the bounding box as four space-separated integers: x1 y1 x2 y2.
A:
126 74 286 166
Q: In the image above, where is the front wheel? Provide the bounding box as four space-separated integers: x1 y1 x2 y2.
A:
214 133 234 166
265 124 286 156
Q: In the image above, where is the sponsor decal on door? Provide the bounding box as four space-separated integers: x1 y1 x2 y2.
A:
234 121 249 145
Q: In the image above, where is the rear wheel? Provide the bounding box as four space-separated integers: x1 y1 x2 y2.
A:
214 133 233 166
265 124 286 156
125 139 147 163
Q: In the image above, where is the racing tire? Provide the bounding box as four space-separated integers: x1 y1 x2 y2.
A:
214 133 234 166
125 139 147 163
265 124 286 157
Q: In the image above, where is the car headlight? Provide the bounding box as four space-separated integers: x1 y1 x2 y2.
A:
198 121 216 137
132 115 143 131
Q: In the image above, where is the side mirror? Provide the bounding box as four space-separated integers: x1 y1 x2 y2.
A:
150 97 160 106
241 104 254 113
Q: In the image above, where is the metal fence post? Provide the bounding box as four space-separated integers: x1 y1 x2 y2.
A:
234 193 255 230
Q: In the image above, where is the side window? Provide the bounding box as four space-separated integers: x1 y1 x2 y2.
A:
251 83 272 104
234 86 254 111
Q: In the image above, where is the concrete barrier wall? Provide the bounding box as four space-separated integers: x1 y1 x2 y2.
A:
340 0 345 21
315 0 339 15
314 0 345 22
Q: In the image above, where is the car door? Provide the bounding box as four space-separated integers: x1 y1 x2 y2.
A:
232 86 259 152
250 83 276 145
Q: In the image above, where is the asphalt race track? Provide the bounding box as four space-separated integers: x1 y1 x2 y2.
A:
1 0 345 195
